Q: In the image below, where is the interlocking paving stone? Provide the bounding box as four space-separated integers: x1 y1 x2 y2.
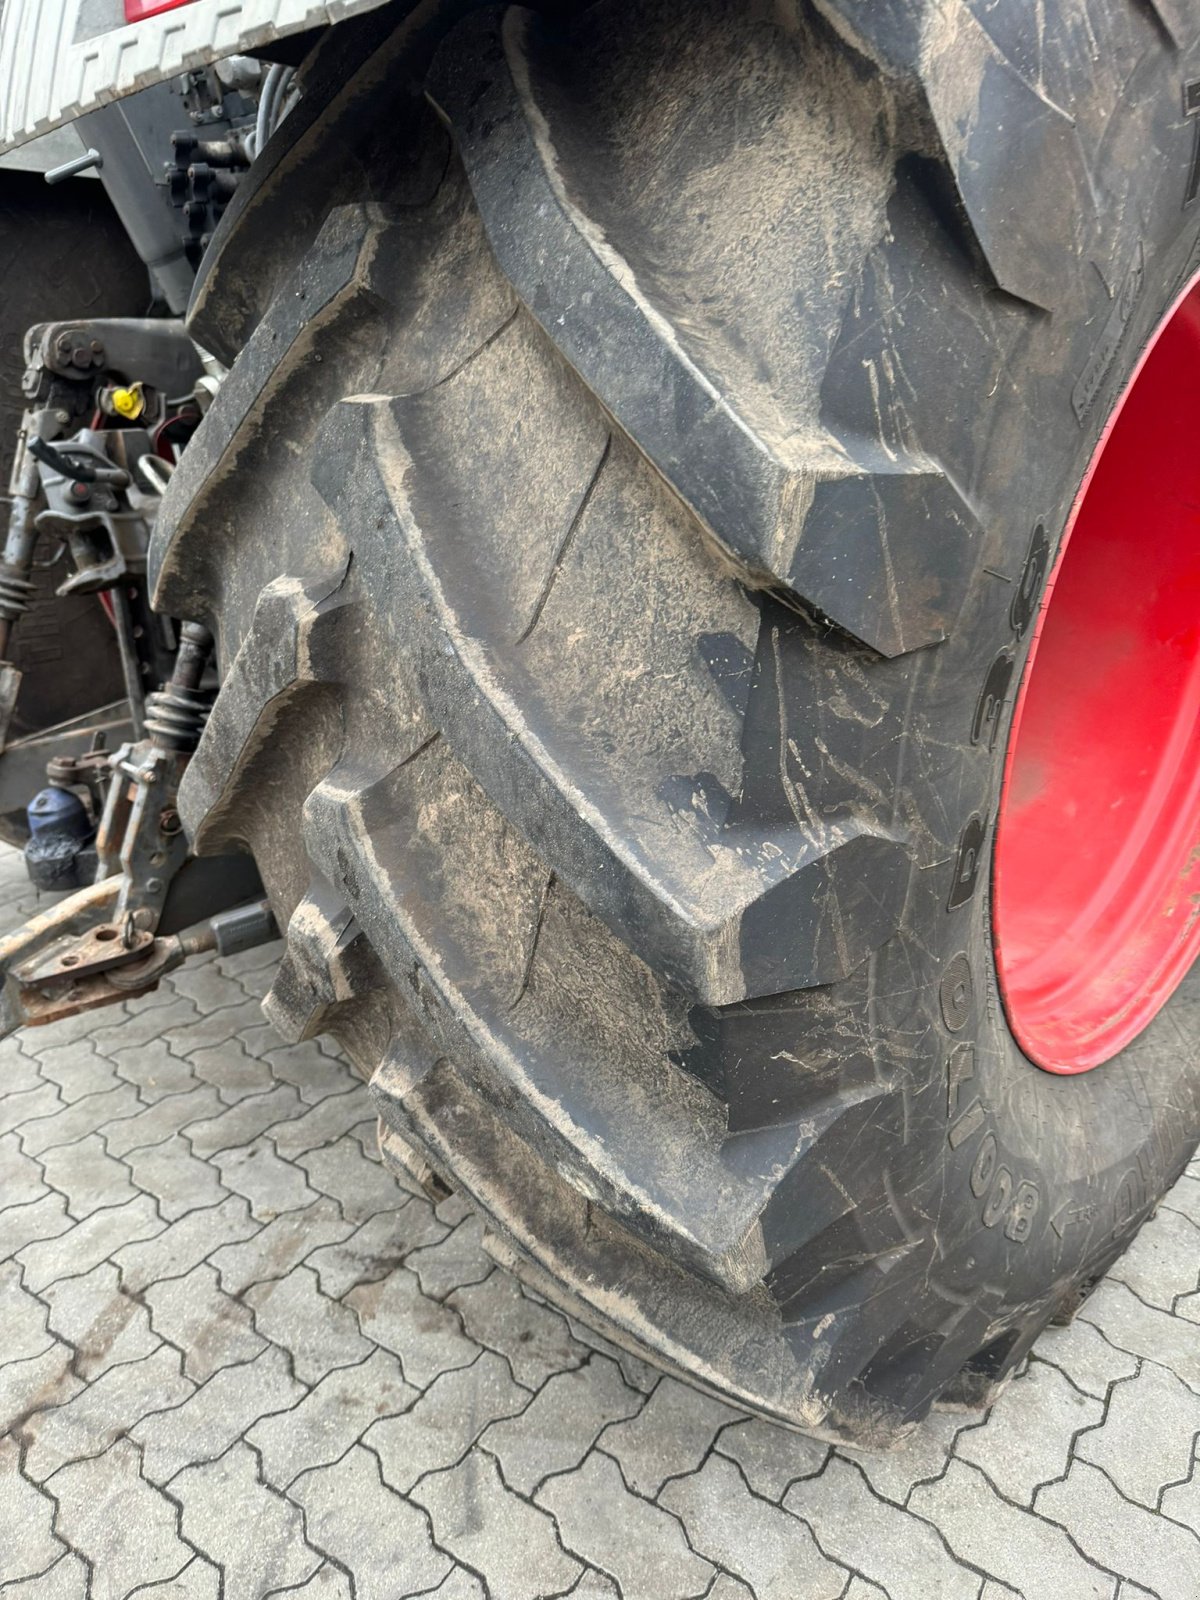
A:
0 1082 63 1137
448 1271 588 1389
106 1039 198 1102
48 1438 193 1600
186 1038 276 1101
143 1262 267 1381
21 1344 192 1483
35 1041 121 1106
168 956 256 1016
598 1375 741 1497
0 1191 74 1260
659 1452 844 1600
132 1344 305 1484
18 1085 143 1158
0 1436 64 1582
265 1565 352 1600
101 1086 226 1159
1081 1282 1200 1393
1161 1458 1200 1536
415 1449 582 1600
213 1136 319 1220
2 1260 54 1363
1 838 1195 1600
1075 1362 1200 1508
955 1360 1105 1504
538 1449 713 1600
136 1555 222 1599
481 1354 642 1496
249 1346 416 1488
86 999 201 1059
18 1194 164 1293
209 1196 351 1295
174 1442 322 1596
259 1041 358 1103
909 1458 1117 1600
268 1085 377 1159
1106 1207 1200 1311
114 1193 260 1293
405 1216 496 1300
366 1349 527 1493
40 1261 159 1379
185 1084 307 1158
346 1264 479 1388
245 1263 373 1381
713 1417 830 1501
38 1132 140 1220
783 1457 982 1600
2 1551 89 1599
846 1408 970 1507
0 1128 48 1203
0 1037 43 1097
1163 1174 1200 1229
123 1133 229 1221
1032 1318 1141 1399
305 1205 443 1298
292 1445 452 1597
0 1343 82 1434
299 1134 420 1224
162 998 280 1058
1035 1460 1200 1595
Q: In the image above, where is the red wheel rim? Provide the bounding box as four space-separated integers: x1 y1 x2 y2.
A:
993 271 1200 1074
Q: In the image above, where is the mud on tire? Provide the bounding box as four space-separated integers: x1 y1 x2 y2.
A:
151 0 1200 1444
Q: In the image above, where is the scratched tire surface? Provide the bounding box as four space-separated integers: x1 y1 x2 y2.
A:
150 0 1200 1446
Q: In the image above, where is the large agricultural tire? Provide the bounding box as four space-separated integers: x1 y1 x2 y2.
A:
0 172 143 743
152 0 1200 1445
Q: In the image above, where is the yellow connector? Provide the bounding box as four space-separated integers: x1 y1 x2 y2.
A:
110 383 145 420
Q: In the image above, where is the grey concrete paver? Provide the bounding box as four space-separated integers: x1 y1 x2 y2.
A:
955 1360 1105 1504
1035 1460 1200 1597
17 1194 163 1292
40 1260 159 1379
143 1261 267 1381
248 1346 416 1488
20 1344 192 1483
598 1374 741 1497
783 1457 982 1600
38 1132 141 1219
480 1354 641 1496
414 1448 581 1600
173 1442 321 1597
291 1445 452 1598
131 1344 305 1484
909 1458 1117 1600
48 1438 193 1600
0 851 1195 1600
366 1349 527 1493
659 1452 844 1600
447 1270 588 1389
244 1263 373 1382
1 1552 90 1599
0 1436 64 1582
542 1451 717 1600
1075 1361 1200 1508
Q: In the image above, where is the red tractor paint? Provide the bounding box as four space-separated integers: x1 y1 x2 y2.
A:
993 272 1200 1074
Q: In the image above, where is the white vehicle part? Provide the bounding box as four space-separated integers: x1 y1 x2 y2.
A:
0 0 389 155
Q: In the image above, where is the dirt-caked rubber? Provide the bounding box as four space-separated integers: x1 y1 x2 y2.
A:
151 0 1200 1445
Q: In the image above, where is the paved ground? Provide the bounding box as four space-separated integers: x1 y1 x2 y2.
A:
1 845 1199 1600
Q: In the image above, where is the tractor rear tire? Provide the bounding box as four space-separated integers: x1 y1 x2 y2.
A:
151 0 1200 1444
